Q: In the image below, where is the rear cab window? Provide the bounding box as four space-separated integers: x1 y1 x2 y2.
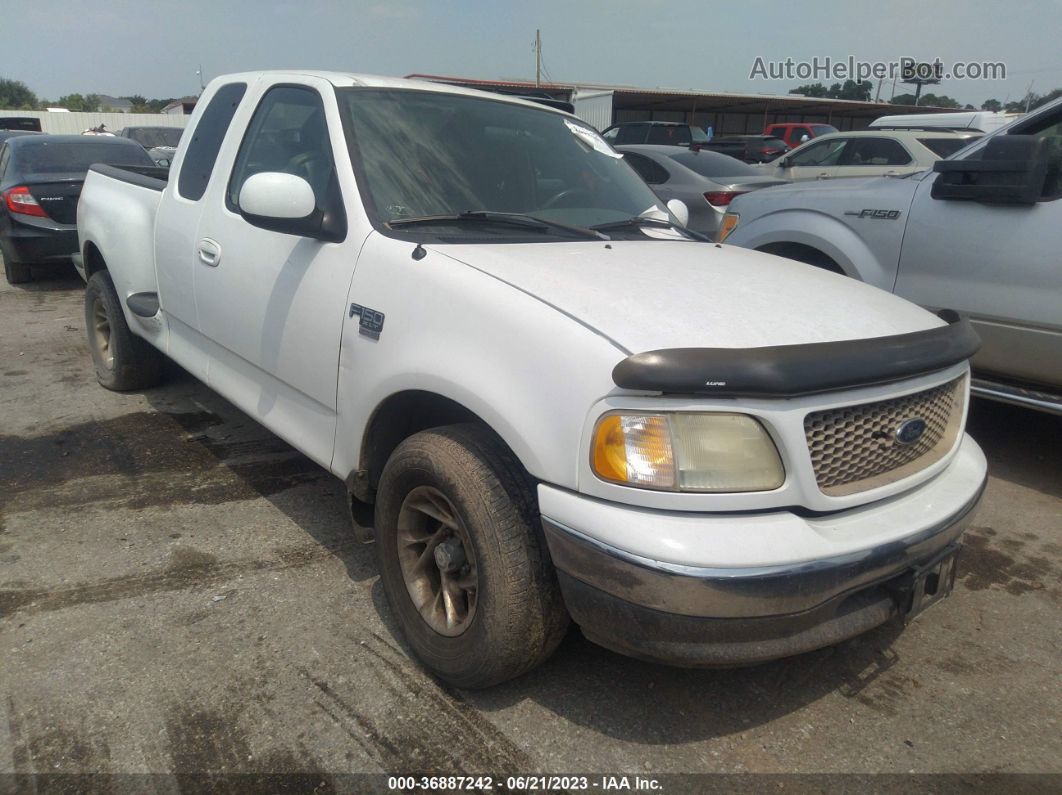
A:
177 82 248 201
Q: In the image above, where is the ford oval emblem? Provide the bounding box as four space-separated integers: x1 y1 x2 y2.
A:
895 417 928 445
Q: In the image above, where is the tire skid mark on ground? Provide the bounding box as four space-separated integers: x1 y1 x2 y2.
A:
0 540 355 618
0 409 328 514
303 636 536 775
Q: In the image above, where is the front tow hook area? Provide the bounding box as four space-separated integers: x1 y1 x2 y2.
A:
887 543 962 625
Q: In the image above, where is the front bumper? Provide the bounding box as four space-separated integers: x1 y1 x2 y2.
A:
541 436 987 666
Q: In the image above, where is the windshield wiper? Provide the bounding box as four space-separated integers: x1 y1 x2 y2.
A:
590 216 712 242
388 211 603 239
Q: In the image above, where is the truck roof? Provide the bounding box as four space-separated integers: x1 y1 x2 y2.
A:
208 70 570 115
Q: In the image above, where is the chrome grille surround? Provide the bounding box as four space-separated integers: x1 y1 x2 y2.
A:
805 376 966 497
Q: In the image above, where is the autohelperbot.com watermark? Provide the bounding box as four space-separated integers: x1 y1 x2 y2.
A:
749 56 1006 83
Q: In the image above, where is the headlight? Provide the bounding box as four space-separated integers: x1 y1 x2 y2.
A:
717 212 739 242
591 412 784 492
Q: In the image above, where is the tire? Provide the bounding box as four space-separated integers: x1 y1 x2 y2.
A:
3 256 32 285
375 423 569 688
84 270 164 391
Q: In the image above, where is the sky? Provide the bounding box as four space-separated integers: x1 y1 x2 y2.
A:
4 0 1062 108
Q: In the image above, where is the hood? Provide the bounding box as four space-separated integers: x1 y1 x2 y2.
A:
429 240 941 354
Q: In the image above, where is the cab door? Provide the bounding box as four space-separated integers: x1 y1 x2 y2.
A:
894 109 1062 390
192 80 354 467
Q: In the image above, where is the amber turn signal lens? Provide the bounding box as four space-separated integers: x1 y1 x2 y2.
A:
717 212 739 243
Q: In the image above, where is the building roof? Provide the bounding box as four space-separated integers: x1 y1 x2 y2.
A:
404 74 959 119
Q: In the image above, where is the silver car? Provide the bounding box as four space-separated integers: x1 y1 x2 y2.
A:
618 145 787 238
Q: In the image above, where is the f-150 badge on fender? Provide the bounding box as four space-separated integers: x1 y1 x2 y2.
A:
844 209 901 219
349 304 385 340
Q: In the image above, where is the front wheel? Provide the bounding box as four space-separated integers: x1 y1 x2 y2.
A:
375 424 569 688
84 270 165 391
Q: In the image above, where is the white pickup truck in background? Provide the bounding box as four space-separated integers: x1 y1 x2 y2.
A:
723 97 1062 414
77 71 986 687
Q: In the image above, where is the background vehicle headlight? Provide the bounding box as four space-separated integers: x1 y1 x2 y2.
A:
591 412 784 492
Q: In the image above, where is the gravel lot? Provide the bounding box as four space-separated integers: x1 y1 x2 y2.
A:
1 262 1059 785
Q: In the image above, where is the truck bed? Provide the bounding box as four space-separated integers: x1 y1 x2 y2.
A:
88 162 170 191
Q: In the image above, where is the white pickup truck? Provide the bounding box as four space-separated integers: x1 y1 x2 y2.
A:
77 71 987 687
722 97 1062 414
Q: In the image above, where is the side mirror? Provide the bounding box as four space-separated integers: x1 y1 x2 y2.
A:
238 171 325 237
932 135 1048 205
667 198 690 227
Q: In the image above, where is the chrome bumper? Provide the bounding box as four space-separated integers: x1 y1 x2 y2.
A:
545 477 985 619
543 477 986 666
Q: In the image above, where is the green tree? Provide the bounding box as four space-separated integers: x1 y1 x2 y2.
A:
0 77 38 109
890 93 917 105
789 82 830 98
122 94 156 113
918 93 962 108
56 93 101 112
146 97 178 113
981 98 1002 112
1030 88 1062 110
828 80 872 101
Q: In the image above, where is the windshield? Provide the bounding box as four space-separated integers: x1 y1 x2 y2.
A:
127 127 183 148
336 88 667 236
14 141 154 173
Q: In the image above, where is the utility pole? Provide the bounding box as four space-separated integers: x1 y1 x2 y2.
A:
874 77 883 103
196 64 205 94
1024 80 1035 113
534 30 541 87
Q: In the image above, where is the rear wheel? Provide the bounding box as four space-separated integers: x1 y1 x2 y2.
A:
84 270 164 391
375 424 569 688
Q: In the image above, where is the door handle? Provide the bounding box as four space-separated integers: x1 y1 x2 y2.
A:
198 238 221 267
884 170 900 177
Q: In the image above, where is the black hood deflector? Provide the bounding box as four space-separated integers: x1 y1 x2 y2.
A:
612 317 980 398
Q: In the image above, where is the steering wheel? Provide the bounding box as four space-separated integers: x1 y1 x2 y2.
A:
541 187 592 210
288 151 329 187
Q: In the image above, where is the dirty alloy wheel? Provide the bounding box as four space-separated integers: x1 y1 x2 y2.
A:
84 270 165 391
375 423 570 689
396 485 479 636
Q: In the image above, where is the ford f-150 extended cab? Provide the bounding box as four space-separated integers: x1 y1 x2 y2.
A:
77 71 987 688
722 97 1062 414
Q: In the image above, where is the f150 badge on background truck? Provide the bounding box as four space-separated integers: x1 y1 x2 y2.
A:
77 70 987 687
